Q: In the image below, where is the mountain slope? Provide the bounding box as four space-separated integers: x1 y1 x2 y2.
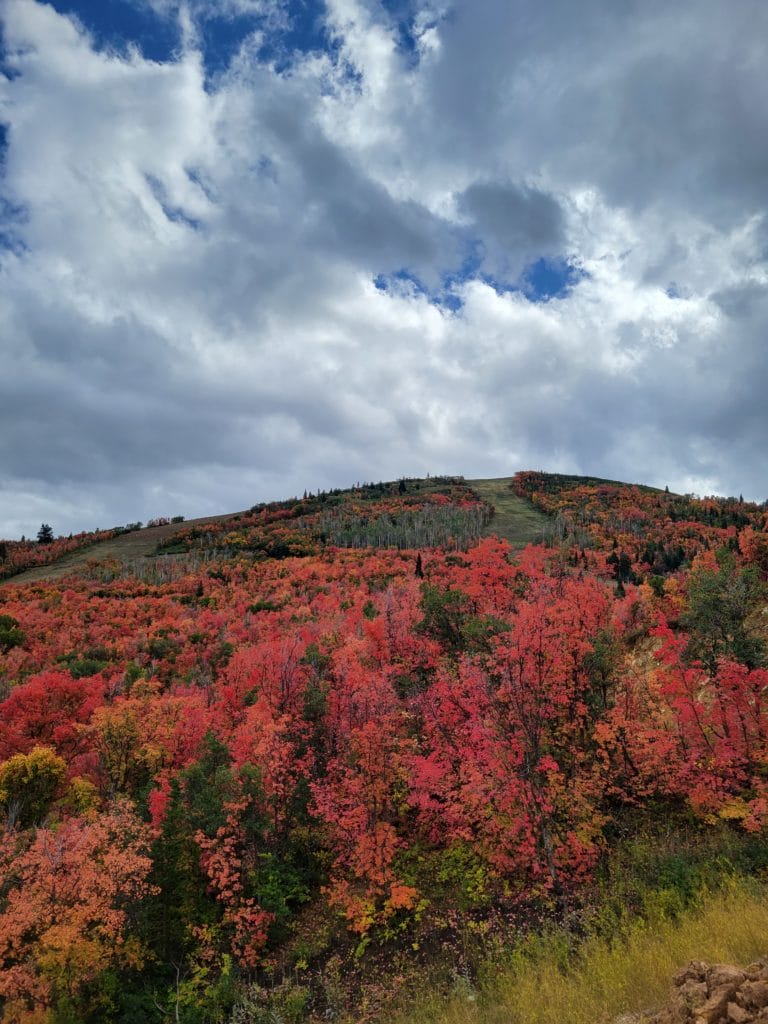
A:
0 512 237 587
1 470 767 1024
469 476 549 545
2 475 540 587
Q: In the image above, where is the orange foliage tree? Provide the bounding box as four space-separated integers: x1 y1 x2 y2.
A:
0 801 155 1022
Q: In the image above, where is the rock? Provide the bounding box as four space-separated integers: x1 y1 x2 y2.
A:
617 956 768 1024
676 980 709 1010
648 1010 676 1024
708 966 747 991
745 963 765 982
741 981 768 1010
675 963 709 987
726 1001 751 1023
695 985 741 1024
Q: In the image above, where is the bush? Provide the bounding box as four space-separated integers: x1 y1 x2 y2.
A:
0 614 25 653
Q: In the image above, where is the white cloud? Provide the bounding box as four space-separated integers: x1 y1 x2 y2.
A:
1 0 767 537
146 0 287 23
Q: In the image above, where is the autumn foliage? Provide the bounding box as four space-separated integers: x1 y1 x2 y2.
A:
0 473 766 1021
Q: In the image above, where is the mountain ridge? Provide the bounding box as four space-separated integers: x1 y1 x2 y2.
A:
0 470 717 587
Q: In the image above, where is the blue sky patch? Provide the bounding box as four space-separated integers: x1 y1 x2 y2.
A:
379 0 419 66
46 0 180 63
521 257 586 302
378 0 446 68
375 251 585 312
185 5 328 80
43 1 332 79
374 268 465 313
255 1 330 73
194 11 262 77
441 244 484 292
6 1 423 87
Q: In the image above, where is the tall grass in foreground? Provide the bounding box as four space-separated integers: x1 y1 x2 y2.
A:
402 879 768 1024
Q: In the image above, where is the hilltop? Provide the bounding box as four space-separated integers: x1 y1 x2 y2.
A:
1 475 549 587
0 471 767 1024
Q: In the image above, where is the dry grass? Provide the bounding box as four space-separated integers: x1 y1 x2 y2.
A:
400 879 768 1024
0 511 238 587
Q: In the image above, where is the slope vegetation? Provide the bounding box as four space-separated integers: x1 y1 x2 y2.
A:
0 513 235 587
0 471 767 1024
468 477 549 546
2 476 535 586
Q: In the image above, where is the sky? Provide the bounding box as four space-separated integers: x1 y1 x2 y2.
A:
1 0 767 537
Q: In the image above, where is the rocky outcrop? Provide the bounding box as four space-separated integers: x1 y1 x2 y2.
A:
633 959 768 1024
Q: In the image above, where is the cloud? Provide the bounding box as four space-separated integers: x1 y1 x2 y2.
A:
144 0 288 28
457 181 565 280
1 0 767 537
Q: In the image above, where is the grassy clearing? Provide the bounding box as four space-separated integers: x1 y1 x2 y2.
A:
468 478 550 547
399 878 768 1024
0 513 238 587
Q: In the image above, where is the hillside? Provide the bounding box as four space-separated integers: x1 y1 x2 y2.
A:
0 513 236 588
0 473 704 586
468 477 549 545
0 472 767 1024
1 476 491 587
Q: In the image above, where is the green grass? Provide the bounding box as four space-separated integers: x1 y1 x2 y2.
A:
396 878 768 1024
468 478 550 547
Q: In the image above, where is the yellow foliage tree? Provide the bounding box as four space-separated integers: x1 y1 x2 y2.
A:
0 747 66 828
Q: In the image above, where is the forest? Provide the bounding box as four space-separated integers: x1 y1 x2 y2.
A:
0 473 767 1024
